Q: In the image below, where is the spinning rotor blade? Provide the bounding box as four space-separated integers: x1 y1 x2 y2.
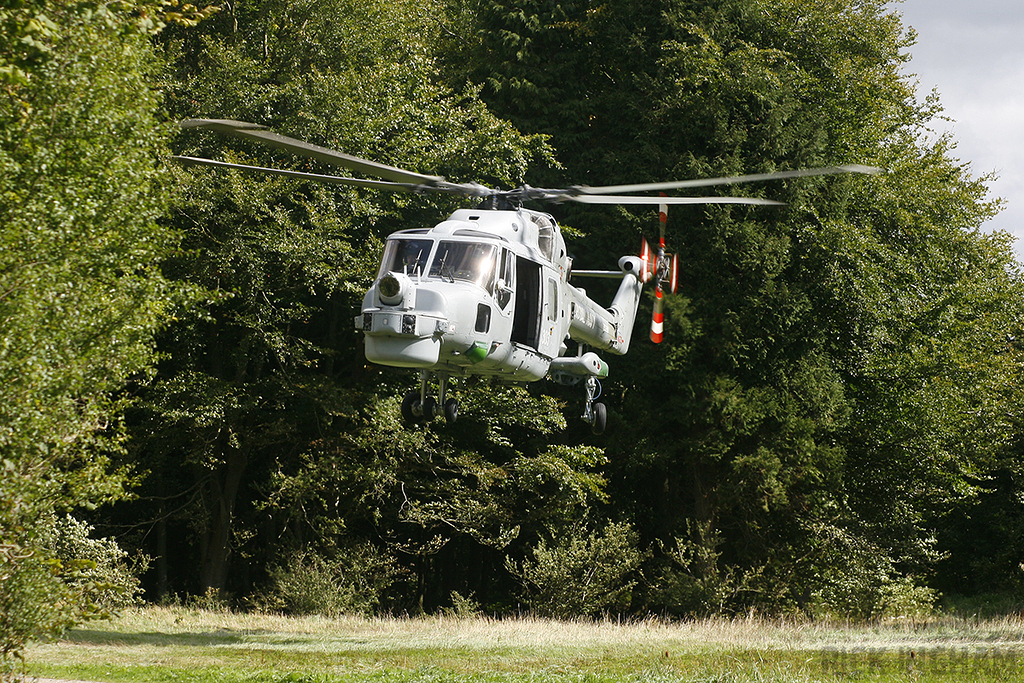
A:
172 156 461 194
657 194 668 252
640 238 653 283
179 119 492 197
563 194 785 206
178 119 881 210
180 119 437 184
572 164 880 196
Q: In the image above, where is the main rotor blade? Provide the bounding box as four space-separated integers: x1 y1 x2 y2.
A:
172 156 469 194
574 165 881 196
564 194 786 206
179 119 491 197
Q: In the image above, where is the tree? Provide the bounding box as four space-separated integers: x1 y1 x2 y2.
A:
121 0 560 601
86 0 1024 618
0 0 203 671
448 0 1022 614
263 382 610 612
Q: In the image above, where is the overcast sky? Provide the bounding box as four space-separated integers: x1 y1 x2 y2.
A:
891 0 1024 260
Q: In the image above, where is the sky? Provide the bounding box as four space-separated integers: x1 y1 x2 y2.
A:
891 0 1024 260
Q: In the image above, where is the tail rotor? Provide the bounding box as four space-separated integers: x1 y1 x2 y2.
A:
648 195 677 344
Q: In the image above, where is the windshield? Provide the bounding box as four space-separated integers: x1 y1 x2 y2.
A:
429 241 497 292
379 238 433 277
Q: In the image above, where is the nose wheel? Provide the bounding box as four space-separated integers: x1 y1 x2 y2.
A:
401 372 459 425
401 391 437 423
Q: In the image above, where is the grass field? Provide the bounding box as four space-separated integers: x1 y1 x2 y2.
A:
23 606 1024 682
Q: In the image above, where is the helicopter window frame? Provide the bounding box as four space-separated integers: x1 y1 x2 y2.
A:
496 248 514 310
547 277 558 322
379 238 434 278
428 241 498 293
531 214 557 262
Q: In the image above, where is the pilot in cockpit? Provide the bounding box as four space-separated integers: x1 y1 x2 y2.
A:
402 241 428 275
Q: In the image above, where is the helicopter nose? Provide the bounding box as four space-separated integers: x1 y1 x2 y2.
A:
360 311 422 335
356 304 454 368
359 315 442 368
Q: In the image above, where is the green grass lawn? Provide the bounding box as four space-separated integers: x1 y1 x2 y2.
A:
23 606 1024 682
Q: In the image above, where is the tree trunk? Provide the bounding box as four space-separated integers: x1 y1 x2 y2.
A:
198 435 250 596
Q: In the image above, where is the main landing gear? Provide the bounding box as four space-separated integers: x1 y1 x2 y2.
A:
550 350 609 436
401 371 459 425
402 368 607 434
582 375 607 436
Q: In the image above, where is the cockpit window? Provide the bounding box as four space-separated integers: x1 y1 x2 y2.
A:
379 238 433 277
379 239 499 293
429 242 497 292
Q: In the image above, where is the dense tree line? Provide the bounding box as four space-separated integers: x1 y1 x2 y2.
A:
444 0 1023 616
0 0 211 673
3 0 1024 671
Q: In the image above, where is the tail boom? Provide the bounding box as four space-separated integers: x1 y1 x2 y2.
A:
567 256 644 355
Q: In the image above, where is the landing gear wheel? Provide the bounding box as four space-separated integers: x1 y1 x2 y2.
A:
443 398 459 424
401 391 422 424
422 396 438 421
401 373 453 425
591 402 607 435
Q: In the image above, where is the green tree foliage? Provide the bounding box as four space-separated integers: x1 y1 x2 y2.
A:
262 384 608 611
122 0 610 611
41 515 148 613
0 0 195 672
262 543 406 617
448 0 1024 615
17 0 1015 623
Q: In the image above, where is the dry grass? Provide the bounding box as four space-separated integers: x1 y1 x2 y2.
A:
80 606 1024 652
23 606 1024 682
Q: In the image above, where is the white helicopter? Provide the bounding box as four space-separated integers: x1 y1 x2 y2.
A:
176 119 877 433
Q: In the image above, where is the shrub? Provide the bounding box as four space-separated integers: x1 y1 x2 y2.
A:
1 515 144 680
657 521 764 617
509 521 645 619
808 526 938 620
1 540 74 680
41 515 147 612
263 544 404 617
812 563 937 620
443 591 482 618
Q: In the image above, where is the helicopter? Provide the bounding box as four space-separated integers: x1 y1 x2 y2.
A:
175 119 878 433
